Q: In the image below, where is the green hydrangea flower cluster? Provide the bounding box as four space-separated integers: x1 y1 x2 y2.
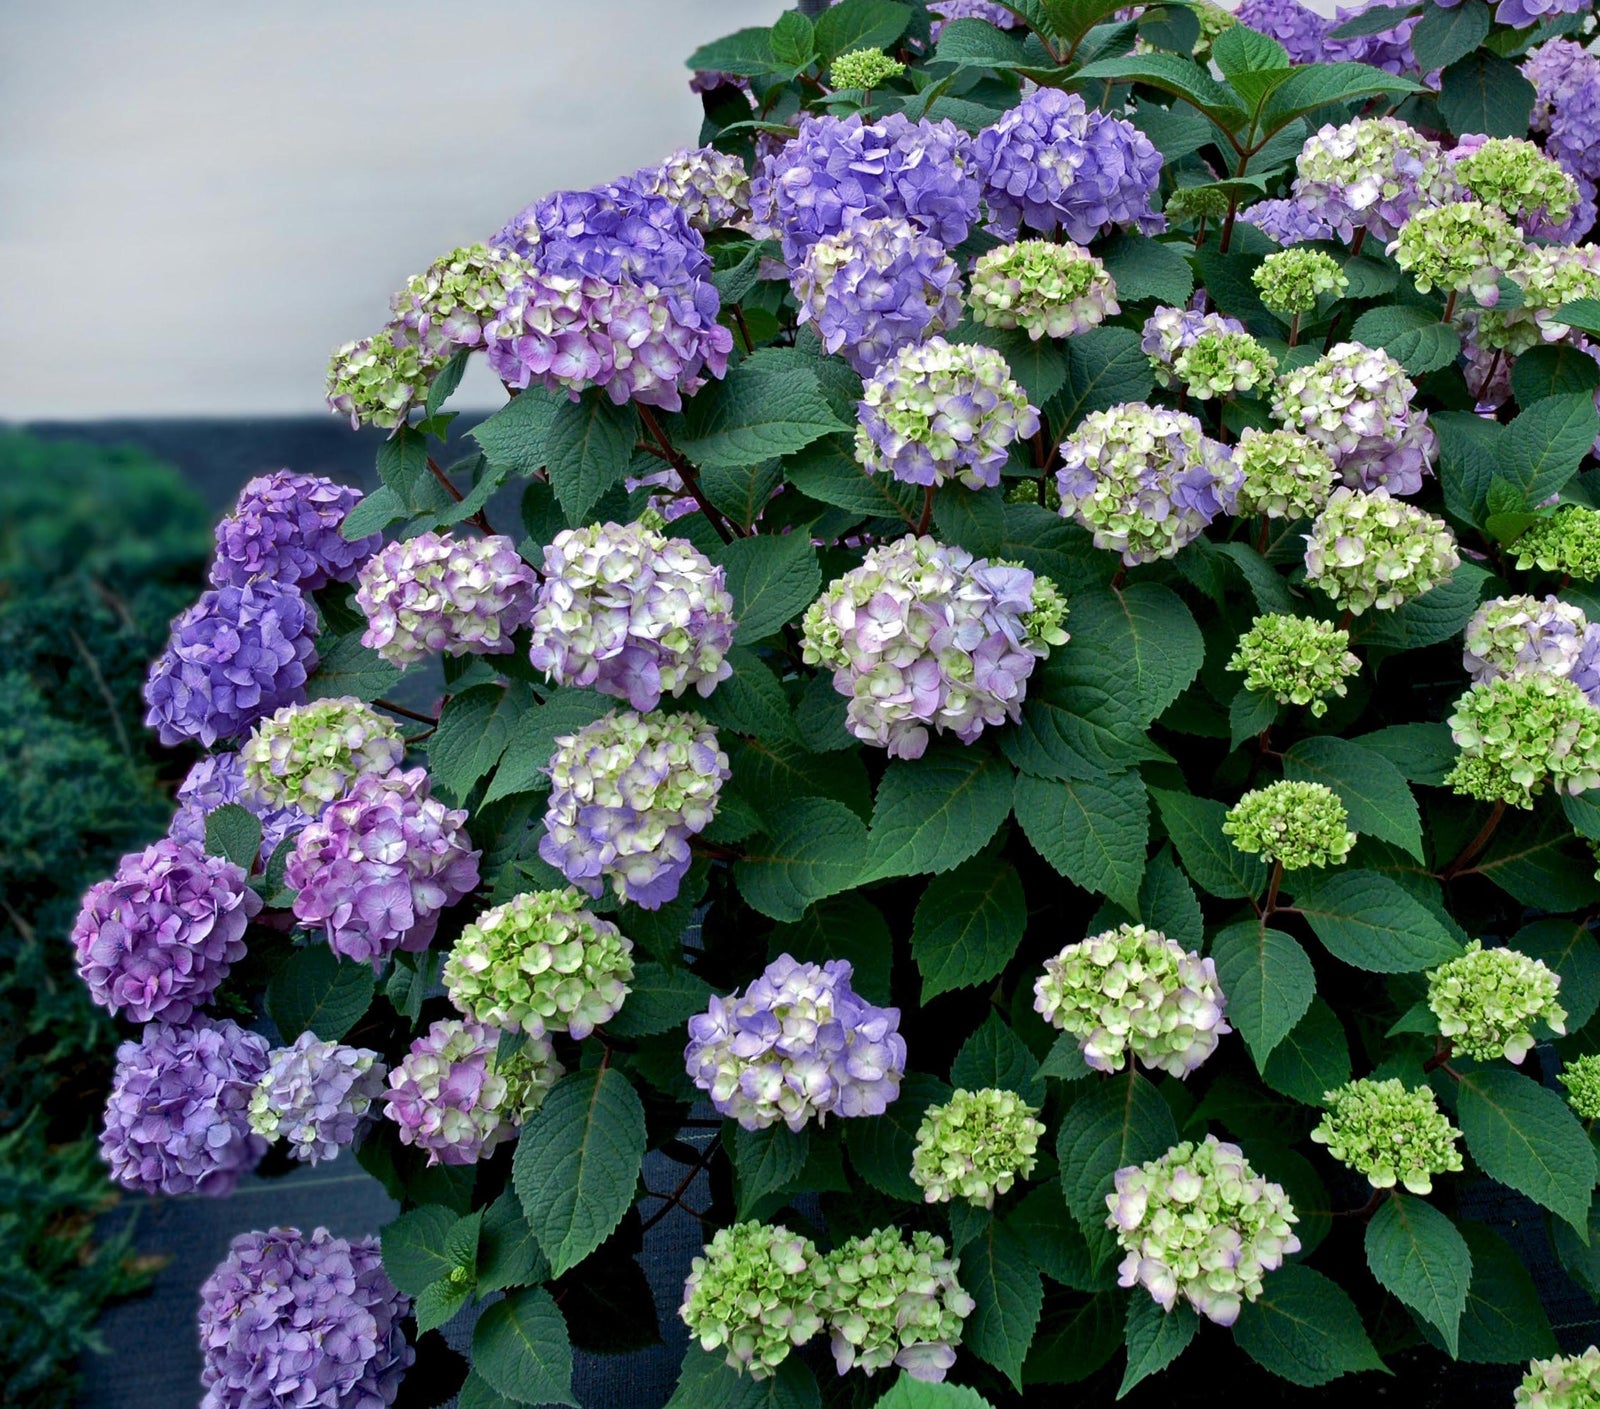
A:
1171 330 1278 400
1516 1346 1600 1408
1445 674 1600 806
393 243 531 346
325 326 439 430
1309 1078 1463 1195
1163 186 1231 222
1228 613 1361 717
1224 780 1355 871
1454 136 1579 228
443 888 635 1039
1427 940 1567 1064
910 1087 1045 1208
240 696 405 811
967 239 1119 340
1391 201 1526 300
1303 487 1459 614
1020 570 1071 647
1252 247 1348 315
679 1221 828 1378
1234 426 1336 520
1515 508 1600 581
1561 1054 1600 1121
829 47 906 90
1475 245 1600 353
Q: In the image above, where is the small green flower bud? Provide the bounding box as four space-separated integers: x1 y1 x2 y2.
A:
1561 1054 1600 1121
1445 674 1600 807
1022 572 1070 648
910 1088 1044 1208
1515 508 1600 582
1227 613 1361 717
1165 186 1231 223
1427 940 1566 1064
1171 329 1278 401
1234 426 1336 520
829 48 906 91
1252 247 1348 315
1309 1078 1463 1195
679 1222 828 1378
1224 780 1355 871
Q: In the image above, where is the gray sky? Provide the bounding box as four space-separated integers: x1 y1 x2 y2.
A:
0 1 788 419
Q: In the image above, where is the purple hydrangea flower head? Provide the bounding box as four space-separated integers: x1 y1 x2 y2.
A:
390 242 534 350
72 838 260 1024
791 213 964 376
1472 244 1600 355
1526 38 1600 137
383 1018 561 1166
974 88 1164 244
1293 117 1457 242
1497 0 1587 29
355 531 537 667
287 767 479 967
929 0 1019 30
800 534 1070 759
684 955 907 1131
241 696 406 813
539 709 729 908
527 520 736 711
210 471 381 592
1237 197 1335 246
1235 0 1330 58
1324 2 1421 75
248 1032 387 1165
639 147 754 232
169 752 313 866
198 1227 412 1409
101 1017 269 1197
143 582 317 748
1464 594 1600 706
1141 306 1246 387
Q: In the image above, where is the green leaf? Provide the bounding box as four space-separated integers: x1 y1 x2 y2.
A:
477 1190 549 1295
933 16 1030 70
1072 53 1244 125
265 944 375 1043
1283 736 1423 861
861 747 1014 882
204 803 261 870
1340 254 1400 300
1358 722 1457 787
512 1068 646 1277
472 385 562 475
846 1072 953 1201
414 1278 472 1335
685 28 779 79
483 688 613 803
1097 234 1194 306
1496 393 1600 507
1364 1195 1472 1358
815 0 912 61
733 1124 811 1217
785 438 921 521
736 798 868 922
1048 327 1156 430
1290 869 1463 973
1119 1296 1197 1399
962 1220 1044 1391
1352 561 1491 652
1005 1184 1103 1291
1150 788 1269 900
429 682 531 804
694 646 795 742
1013 771 1149 911
1411 0 1488 71
1330 2 1419 38
341 483 407 540
306 628 401 704
1512 342 1600 406
604 962 714 1039
1129 847 1204 952
1021 1288 1124 1387
380 1206 461 1297
542 391 637 524
471 1287 577 1407
951 1013 1045 1106
714 533 822 645
769 10 816 68
1448 1222 1557 1363
768 893 892 1004
1261 61 1426 129
375 424 453 514
1002 666 1170 782
872 1376 996 1409
1438 52 1536 139
1348 307 1460 378
676 365 847 469
667 1345 822 1409
1209 921 1315 1068
911 856 1027 1001
1260 997 1351 1106
1056 584 1204 726
1230 688 1279 751
1232 1263 1385 1387
1211 22 1288 80
1512 916 1600 1031
1455 1066 1596 1235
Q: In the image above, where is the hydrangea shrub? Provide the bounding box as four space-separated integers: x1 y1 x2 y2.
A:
77 3 1600 1404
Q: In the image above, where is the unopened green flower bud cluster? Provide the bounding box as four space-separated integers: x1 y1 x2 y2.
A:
829 47 906 91
241 696 405 812
1233 426 1336 520
1304 487 1459 615
1562 1054 1600 1121
1445 674 1600 806
325 327 440 430
1252 247 1347 315
1454 136 1579 228
1391 201 1526 302
1171 330 1278 401
1516 1346 1600 1409
1228 614 1360 716
1515 508 1600 581
910 1087 1044 1208
1427 940 1567 1064
679 1222 826 1379
967 240 1119 340
1224 780 1354 871
1309 1078 1463 1195
1163 186 1231 223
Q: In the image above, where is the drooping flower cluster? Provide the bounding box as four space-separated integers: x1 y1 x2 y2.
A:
1141 306 1246 387
1233 426 1337 521
1033 924 1231 1078
854 337 1038 490
1452 135 1580 231
1309 1079 1464 1195
198 1227 412 1409
101 1018 269 1198
1055 403 1240 565
639 147 754 232
540 709 727 908
209 471 381 592
390 242 533 350
800 534 1068 759
1172 330 1279 401
1225 780 1356 871
383 1019 560 1166
1391 202 1526 302
240 696 405 813
325 327 442 431
679 1222 828 1378
168 752 313 864
910 1088 1044 1208
1107 1135 1301 1327
527 520 735 711
830 48 906 91
1228 614 1361 717
1463 595 1600 701
1515 507 1600 580
973 87 1163 243
248 1032 386 1165
287 767 480 966
1239 197 1335 246
143 582 317 747
1445 674 1600 805
1428 941 1567 1063
1517 1347 1600 1409
71 838 260 1024
684 955 906 1131
444 888 635 1039
1292 117 1455 242
1252 247 1348 316
355 531 537 667
1303 487 1459 614
967 239 1118 339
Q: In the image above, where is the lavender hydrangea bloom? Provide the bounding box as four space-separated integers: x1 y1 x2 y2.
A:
684 955 907 1131
1294 117 1456 243
169 752 313 865
527 521 736 710
1464 594 1600 705
72 838 260 1024
1497 0 1587 28
209 471 380 592
929 0 1019 29
1235 0 1330 58
1237 197 1336 246
1325 2 1421 75
287 768 480 967
101 1017 269 1198
390 242 533 351
198 1227 412 1409
974 88 1164 244
1141 306 1246 387
143 582 317 748
1526 39 1600 138
639 147 754 232
248 1032 386 1165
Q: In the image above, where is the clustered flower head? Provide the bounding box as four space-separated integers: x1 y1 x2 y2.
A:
1233 427 1337 521
1561 1053 1600 1120
1272 343 1437 496
1224 780 1355 871
1172 330 1279 401
1293 117 1456 243
383 1018 561 1166
1141 306 1246 388
816 1228 975 1381
685 955 906 1131
1303 487 1459 614
240 696 405 813
1516 508 1600 580
1527 38 1600 137
540 708 728 908
791 213 964 375
287 767 480 966
1055 403 1240 565
1253 247 1349 315
1517 1347 1600 1409
1107 1134 1301 1327
854 337 1038 491
679 1222 828 1378
1498 0 1590 31
968 240 1119 340
101 1017 269 1197
71 838 260 1024
198 1227 412 1409
1310 1078 1464 1195
1391 201 1526 302
355 531 536 667
168 752 312 864
1429 941 1567 1063
143 582 317 748
910 1088 1044 1208
444 888 634 1039
1163 186 1231 224
1463 595 1600 701
325 327 441 430
248 1032 386 1165
639 147 754 232
1034 923 1231 1078
390 242 533 350
974 87 1164 243
1452 135 1580 230
1239 197 1335 246
1476 245 1600 354
800 534 1067 760
1445 674 1600 806
830 47 906 91
527 520 735 711
1228 613 1361 717
210 471 381 592
929 0 1019 28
